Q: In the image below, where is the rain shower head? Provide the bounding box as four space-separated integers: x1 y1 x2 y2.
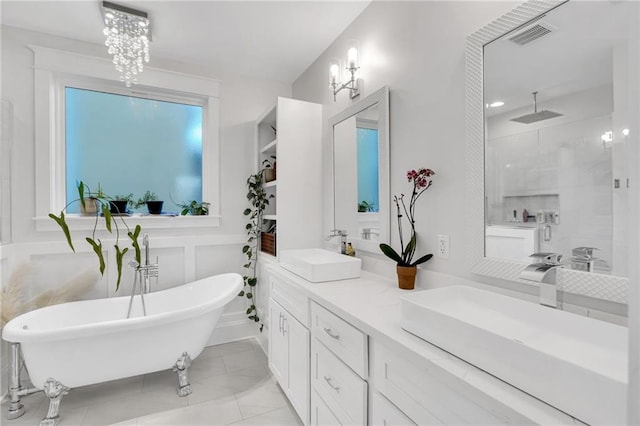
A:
509 91 562 124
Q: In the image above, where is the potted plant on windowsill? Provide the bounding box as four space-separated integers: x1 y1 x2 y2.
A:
134 190 164 215
79 183 107 216
379 168 435 290
49 181 142 291
110 193 133 215
357 200 376 213
174 199 210 216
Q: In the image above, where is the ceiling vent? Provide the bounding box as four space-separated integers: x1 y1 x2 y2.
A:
509 23 553 45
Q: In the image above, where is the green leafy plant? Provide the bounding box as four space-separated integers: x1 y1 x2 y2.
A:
174 199 210 216
49 181 142 291
357 200 376 212
240 166 274 330
133 190 158 209
379 168 436 267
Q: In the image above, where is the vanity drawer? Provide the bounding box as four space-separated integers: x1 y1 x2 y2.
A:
269 269 309 327
372 340 502 425
310 301 368 378
370 391 415 426
312 337 367 425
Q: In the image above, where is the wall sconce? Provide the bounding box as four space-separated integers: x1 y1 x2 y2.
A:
329 43 363 101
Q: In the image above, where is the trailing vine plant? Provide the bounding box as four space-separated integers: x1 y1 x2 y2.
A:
240 162 274 331
49 181 142 291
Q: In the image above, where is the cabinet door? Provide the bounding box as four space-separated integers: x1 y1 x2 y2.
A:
268 299 287 387
286 312 310 424
311 390 342 426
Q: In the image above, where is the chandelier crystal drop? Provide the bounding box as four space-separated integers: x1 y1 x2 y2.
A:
102 3 150 87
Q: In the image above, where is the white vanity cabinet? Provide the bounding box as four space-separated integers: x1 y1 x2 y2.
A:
310 301 368 425
370 339 584 425
268 272 310 424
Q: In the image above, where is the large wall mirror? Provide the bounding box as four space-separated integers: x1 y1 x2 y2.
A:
466 0 638 301
329 86 389 253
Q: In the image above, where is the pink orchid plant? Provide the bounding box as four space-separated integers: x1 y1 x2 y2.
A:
379 168 435 267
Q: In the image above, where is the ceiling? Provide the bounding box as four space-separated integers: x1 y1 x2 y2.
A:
1 0 371 84
484 0 634 117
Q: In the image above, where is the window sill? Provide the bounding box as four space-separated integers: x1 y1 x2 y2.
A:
35 214 221 232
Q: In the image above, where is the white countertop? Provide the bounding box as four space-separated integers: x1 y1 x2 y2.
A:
266 263 584 425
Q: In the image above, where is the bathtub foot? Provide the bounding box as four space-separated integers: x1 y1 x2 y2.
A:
172 352 192 397
40 378 69 426
7 342 25 420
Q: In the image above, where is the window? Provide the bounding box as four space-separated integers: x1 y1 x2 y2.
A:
32 46 220 229
65 87 203 213
356 127 379 212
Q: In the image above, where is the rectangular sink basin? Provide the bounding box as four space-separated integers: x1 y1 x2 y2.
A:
401 286 627 425
279 248 361 282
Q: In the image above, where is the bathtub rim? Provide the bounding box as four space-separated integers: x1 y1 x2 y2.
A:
2 272 243 343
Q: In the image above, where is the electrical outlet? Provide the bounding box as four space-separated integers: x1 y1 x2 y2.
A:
437 234 450 259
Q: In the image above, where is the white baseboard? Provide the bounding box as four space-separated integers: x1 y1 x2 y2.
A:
206 316 260 347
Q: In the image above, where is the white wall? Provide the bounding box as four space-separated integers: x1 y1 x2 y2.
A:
292 1 518 283
0 25 291 392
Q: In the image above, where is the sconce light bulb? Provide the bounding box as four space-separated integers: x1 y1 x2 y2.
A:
347 47 358 69
329 64 340 84
622 128 630 137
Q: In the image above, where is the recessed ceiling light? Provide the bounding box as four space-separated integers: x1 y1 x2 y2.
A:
489 101 505 108
622 128 630 136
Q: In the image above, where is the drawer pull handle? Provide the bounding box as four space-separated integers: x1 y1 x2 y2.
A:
323 327 340 339
323 376 340 393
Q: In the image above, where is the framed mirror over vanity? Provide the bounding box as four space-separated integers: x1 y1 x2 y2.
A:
329 86 390 253
466 0 638 304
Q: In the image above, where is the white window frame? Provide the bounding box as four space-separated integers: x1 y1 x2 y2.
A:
32 45 221 230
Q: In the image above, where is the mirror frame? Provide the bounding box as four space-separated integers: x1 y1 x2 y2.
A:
465 0 629 304
328 86 390 253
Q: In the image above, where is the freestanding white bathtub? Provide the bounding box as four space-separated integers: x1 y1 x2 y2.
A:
2 272 243 425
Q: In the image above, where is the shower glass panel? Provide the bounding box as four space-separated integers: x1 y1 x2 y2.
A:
65 87 203 213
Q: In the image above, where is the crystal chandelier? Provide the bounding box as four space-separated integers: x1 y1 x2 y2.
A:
101 1 151 87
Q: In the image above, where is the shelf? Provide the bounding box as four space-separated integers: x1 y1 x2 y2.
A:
263 214 277 221
263 180 277 188
261 139 277 153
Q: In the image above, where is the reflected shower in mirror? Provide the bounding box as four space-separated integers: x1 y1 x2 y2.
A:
483 0 637 277
330 86 389 253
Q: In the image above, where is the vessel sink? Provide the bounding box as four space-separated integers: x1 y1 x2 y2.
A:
279 248 361 282
401 286 627 425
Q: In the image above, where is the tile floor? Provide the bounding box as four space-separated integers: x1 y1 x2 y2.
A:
2 339 302 426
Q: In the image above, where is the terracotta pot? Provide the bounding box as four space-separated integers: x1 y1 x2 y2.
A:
81 197 99 216
396 265 417 290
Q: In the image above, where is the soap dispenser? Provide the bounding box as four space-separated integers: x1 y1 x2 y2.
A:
346 243 355 257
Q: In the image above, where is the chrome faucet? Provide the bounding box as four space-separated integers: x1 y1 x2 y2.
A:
140 234 159 293
520 252 563 308
127 233 159 318
327 229 348 254
570 247 599 272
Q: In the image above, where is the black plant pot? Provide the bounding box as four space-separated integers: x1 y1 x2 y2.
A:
109 200 129 215
146 200 164 215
